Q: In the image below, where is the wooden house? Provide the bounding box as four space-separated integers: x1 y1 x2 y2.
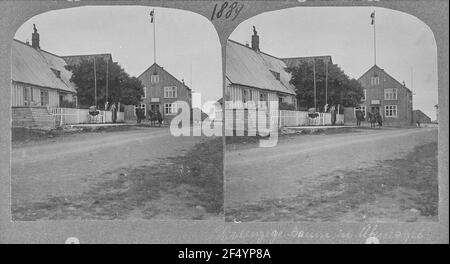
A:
358 65 413 126
125 63 191 123
11 25 77 129
226 27 297 122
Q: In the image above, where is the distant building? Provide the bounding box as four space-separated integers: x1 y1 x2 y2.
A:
226 27 297 122
125 63 191 123
357 64 413 126
413 109 432 124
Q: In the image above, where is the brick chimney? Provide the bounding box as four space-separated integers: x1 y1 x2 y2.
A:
31 24 40 49
251 26 259 52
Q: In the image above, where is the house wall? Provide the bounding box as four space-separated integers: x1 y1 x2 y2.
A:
359 67 413 126
12 81 75 108
225 83 295 110
138 65 191 124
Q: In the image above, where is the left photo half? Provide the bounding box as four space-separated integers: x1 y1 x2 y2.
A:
10 6 223 221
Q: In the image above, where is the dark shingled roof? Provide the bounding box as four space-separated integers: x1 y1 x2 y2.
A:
282 55 333 69
62 53 113 66
12 39 76 93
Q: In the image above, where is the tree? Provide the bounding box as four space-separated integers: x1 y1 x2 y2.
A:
66 58 144 109
286 60 364 111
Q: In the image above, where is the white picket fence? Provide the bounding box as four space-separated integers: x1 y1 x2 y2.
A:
279 110 345 127
50 107 124 126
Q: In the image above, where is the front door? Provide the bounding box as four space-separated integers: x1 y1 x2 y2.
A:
151 104 160 112
371 106 380 114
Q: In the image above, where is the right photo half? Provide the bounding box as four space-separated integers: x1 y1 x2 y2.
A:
224 7 439 222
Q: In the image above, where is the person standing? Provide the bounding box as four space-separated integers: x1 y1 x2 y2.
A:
330 105 336 125
110 103 117 123
156 109 163 126
136 106 142 124
375 110 383 128
356 108 362 127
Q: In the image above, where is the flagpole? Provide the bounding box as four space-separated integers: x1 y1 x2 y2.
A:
94 56 97 107
153 9 156 64
325 58 328 107
106 57 109 107
373 11 377 65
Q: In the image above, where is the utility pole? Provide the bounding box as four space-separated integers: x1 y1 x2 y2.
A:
106 58 109 108
94 56 97 107
325 58 328 107
313 58 316 111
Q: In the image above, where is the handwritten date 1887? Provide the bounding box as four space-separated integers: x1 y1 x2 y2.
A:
211 1 244 21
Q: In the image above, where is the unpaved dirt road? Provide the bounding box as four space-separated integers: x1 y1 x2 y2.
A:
12 127 202 204
225 127 438 221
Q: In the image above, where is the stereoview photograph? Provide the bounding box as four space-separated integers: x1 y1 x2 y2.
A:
224 7 439 222
11 6 223 221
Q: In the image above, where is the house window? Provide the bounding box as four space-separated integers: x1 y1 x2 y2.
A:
51 68 61 78
40 89 49 106
384 88 397 100
164 103 177 115
270 70 280 80
151 74 159 84
142 86 147 99
134 103 147 116
355 106 366 118
259 92 268 109
370 76 379 85
385 105 397 117
362 89 367 101
242 89 252 103
164 86 177 98
23 87 31 106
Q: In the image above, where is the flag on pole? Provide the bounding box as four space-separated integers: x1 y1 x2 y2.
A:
370 11 375 25
150 9 155 23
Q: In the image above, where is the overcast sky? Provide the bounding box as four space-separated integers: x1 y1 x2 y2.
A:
230 6 438 119
15 6 438 119
14 6 222 105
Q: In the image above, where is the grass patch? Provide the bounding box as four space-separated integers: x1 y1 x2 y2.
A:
11 126 140 145
226 142 438 222
12 137 223 221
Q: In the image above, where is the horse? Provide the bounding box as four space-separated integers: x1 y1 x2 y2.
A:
375 112 383 128
355 110 364 127
148 109 163 126
367 112 377 128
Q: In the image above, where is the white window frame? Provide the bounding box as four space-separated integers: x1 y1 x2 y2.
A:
164 103 178 115
134 103 147 116
164 86 177 98
242 89 247 103
355 106 366 118
23 86 31 106
142 86 147 99
259 92 268 109
150 74 159 84
384 88 397 100
40 89 49 106
371 76 380 86
384 105 397 117
362 89 367 101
